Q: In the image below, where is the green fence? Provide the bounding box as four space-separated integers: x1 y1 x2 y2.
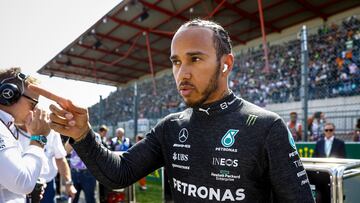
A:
296 142 360 159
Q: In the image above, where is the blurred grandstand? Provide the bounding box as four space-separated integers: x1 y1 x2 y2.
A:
37 0 360 141
88 13 360 140
34 1 360 202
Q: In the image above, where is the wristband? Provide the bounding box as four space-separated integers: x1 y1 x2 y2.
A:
30 135 47 146
65 180 73 185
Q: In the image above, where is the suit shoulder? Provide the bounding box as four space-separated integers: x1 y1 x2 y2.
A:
334 138 345 144
163 108 192 122
240 99 280 122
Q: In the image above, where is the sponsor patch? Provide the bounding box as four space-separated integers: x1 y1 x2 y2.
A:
287 127 297 150
245 115 258 126
211 170 241 182
172 163 190 170
173 177 245 201
221 129 239 148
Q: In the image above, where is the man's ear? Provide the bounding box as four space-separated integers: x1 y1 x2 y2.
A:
222 54 234 75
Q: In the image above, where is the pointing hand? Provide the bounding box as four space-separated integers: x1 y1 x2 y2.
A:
29 85 91 141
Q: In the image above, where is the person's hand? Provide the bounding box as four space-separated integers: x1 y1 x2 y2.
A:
25 108 51 136
65 184 77 199
29 85 91 141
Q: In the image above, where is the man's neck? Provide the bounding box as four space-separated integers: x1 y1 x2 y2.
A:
325 136 334 140
203 89 231 105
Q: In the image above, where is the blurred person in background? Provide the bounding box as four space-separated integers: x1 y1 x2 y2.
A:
97 124 110 203
98 124 110 149
0 67 49 202
308 111 326 141
314 122 346 158
287 112 302 141
352 118 360 141
111 127 132 151
16 124 77 203
31 19 313 202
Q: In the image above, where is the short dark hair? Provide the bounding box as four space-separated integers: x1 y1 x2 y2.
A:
99 125 108 132
180 19 232 61
314 111 322 119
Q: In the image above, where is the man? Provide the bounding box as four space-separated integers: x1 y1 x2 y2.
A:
98 124 110 149
314 123 346 158
110 127 131 151
0 67 50 202
31 19 314 202
97 124 111 203
287 112 302 141
308 111 326 141
17 126 77 203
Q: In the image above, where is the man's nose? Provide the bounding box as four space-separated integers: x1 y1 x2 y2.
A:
177 64 191 80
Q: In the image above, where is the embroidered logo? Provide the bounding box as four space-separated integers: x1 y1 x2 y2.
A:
178 128 188 143
246 114 258 126
221 129 239 148
287 127 297 150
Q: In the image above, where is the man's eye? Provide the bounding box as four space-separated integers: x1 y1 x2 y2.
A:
191 57 200 62
172 60 181 66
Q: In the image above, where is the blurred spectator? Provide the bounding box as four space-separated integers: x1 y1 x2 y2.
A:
98 124 110 149
314 123 346 158
97 124 111 203
136 134 147 191
111 128 132 151
308 112 326 141
352 118 360 141
287 112 302 141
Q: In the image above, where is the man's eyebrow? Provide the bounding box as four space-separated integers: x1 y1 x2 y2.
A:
170 51 208 60
186 51 207 57
169 55 178 61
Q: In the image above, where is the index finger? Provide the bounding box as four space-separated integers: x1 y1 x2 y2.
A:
29 84 87 114
29 84 67 105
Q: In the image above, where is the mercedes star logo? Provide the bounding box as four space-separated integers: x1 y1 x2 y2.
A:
2 88 14 99
178 128 188 143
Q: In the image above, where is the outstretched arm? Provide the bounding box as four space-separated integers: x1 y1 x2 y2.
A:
71 128 164 189
29 85 165 188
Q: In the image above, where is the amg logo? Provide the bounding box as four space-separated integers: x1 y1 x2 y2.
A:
173 152 188 161
213 157 238 167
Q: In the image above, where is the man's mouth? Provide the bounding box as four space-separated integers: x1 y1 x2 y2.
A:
178 83 195 97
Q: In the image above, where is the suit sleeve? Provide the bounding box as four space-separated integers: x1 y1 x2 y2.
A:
314 142 320 157
339 140 346 158
265 118 314 203
71 121 165 189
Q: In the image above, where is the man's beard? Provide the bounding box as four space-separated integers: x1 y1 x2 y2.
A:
183 62 221 108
